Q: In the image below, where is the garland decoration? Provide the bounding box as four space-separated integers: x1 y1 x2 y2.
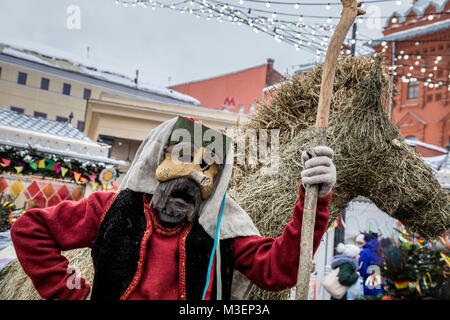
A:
0 145 122 190
379 226 450 300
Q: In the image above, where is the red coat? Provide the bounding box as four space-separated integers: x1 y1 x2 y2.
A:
10 184 330 300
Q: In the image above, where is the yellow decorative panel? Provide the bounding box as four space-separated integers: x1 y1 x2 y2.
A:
9 180 25 198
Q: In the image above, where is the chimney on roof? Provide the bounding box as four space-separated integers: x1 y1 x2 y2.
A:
134 69 139 86
267 58 274 72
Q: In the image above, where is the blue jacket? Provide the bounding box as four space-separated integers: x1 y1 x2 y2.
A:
358 239 383 296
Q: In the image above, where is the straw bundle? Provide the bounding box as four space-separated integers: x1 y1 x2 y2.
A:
0 248 93 300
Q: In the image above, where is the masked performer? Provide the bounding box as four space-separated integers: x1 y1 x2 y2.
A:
11 116 336 300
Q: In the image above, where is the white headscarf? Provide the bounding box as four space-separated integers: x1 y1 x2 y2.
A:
119 116 260 240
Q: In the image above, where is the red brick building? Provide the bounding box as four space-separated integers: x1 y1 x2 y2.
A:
370 0 449 157
170 59 284 115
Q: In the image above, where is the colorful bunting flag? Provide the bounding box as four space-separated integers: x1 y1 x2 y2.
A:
38 159 46 169
51 162 61 172
61 167 69 177
92 181 99 191
73 171 82 183
88 175 97 182
394 280 408 289
15 166 23 174
29 162 38 171
441 252 450 268
45 160 55 170
0 159 11 167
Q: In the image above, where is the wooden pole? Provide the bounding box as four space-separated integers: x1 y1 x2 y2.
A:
295 0 365 300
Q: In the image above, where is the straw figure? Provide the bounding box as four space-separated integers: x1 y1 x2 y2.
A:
230 54 449 240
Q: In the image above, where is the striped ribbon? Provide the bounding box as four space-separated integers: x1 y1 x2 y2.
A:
201 193 226 300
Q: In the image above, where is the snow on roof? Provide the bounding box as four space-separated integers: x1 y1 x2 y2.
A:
2 47 53 66
423 154 450 169
405 138 448 153
423 154 450 189
0 109 93 143
262 82 282 93
385 0 448 27
0 38 200 106
0 109 124 165
368 18 450 46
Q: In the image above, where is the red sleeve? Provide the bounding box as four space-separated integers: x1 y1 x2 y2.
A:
233 183 331 291
10 191 117 300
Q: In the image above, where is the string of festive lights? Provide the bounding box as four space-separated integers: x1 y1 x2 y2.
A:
113 0 449 90
116 0 340 56
383 54 450 89
112 0 368 59
114 0 449 59
212 0 401 6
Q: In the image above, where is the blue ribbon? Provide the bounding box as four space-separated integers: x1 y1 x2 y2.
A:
201 192 226 300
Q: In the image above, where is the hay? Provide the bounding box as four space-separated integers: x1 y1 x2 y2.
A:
228 54 450 299
0 248 93 300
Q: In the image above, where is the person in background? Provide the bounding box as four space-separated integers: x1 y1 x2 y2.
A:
355 233 366 249
329 243 360 300
358 231 383 297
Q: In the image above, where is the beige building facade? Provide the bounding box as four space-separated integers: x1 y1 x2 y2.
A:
0 43 203 133
0 54 88 130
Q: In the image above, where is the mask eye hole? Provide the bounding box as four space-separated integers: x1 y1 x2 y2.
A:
178 152 194 163
200 159 209 169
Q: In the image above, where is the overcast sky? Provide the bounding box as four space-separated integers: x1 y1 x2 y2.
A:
0 0 412 88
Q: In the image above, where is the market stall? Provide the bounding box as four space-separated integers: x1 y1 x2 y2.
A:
0 109 124 229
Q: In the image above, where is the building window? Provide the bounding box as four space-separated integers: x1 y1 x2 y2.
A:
249 104 256 113
427 95 433 102
83 88 92 100
34 111 47 119
10 106 24 114
17 72 27 85
56 116 68 123
40 77 50 90
77 121 85 132
407 80 419 100
436 93 442 101
239 106 245 114
62 83 71 96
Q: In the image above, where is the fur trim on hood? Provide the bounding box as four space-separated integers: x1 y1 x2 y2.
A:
331 255 358 270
